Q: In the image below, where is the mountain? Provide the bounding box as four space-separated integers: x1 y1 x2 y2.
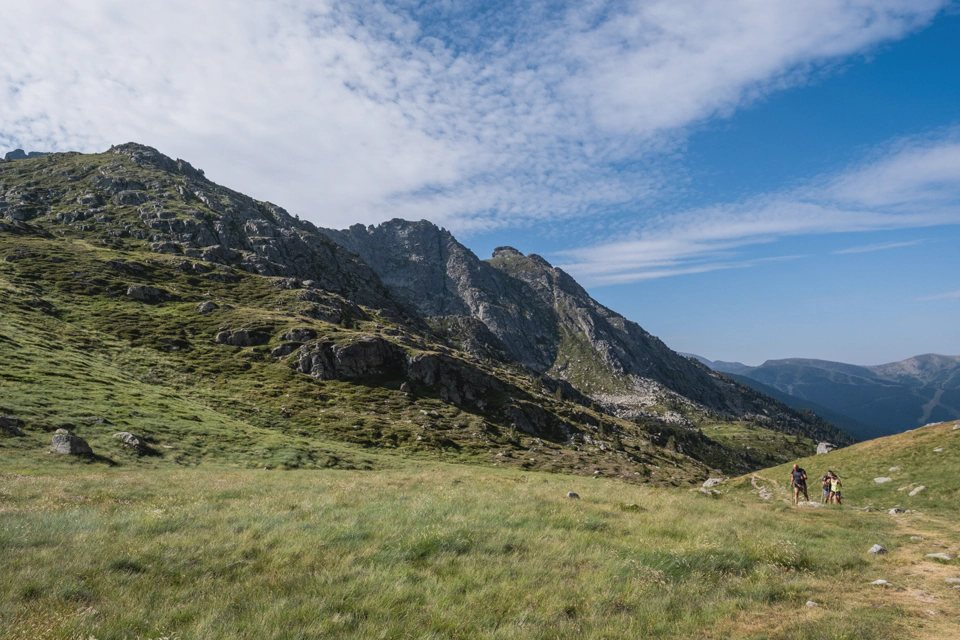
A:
320 220 848 447
680 353 755 375
692 353 960 438
0 144 852 479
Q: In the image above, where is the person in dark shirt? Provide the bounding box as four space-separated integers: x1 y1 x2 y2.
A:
790 464 809 505
821 472 832 503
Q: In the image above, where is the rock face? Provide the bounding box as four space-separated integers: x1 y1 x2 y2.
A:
320 220 851 446
4 149 48 161
51 432 93 455
0 416 25 436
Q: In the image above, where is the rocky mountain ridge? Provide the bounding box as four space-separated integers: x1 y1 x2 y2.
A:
321 219 841 439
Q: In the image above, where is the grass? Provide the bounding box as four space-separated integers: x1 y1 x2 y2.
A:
2 457 958 639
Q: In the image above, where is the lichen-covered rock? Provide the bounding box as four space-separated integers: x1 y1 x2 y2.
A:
113 431 148 451
215 329 266 347
297 336 402 380
126 285 166 302
279 327 316 342
51 432 92 455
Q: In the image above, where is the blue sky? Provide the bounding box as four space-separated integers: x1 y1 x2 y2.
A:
2 1 959 365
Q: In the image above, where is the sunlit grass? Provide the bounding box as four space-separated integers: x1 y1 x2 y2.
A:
2 460 957 639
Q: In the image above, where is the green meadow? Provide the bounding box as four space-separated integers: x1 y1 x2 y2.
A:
2 423 958 640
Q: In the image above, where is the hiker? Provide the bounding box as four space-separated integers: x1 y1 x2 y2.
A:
820 471 832 504
829 472 842 505
790 463 809 505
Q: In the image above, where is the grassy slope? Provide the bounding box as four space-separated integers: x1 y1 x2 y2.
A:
0 232 714 483
1 453 957 640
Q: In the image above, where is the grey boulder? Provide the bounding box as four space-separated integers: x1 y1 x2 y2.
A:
51 433 92 455
816 442 835 455
196 301 219 314
126 285 166 302
867 544 887 555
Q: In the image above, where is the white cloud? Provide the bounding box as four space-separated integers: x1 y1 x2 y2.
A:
0 1 951 229
919 289 960 301
833 240 924 254
558 132 960 285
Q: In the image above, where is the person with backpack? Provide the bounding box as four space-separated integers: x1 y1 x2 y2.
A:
790 464 809 505
829 472 842 505
820 472 832 504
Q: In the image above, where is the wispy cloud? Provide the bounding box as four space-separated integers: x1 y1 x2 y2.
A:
833 239 925 254
558 132 960 285
0 1 951 229
919 289 960 301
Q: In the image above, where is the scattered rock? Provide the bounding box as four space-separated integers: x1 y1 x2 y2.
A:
566 492 580 499
926 553 953 561
279 327 317 342
126 285 166 302
945 578 960 584
953 424 960 430
816 442 835 455
868 544 888 555
871 580 892 586
805 601 819 608
196 301 219 314
271 344 298 358
113 432 148 451
0 416 25 436
50 432 92 455
55 428 70 434
797 501 822 507
911 536 925 541
889 466 901 472
933 447 943 452
702 478 724 489
215 329 267 347
888 508 907 515
909 486 926 497
400 381 412 394
874 477 892 484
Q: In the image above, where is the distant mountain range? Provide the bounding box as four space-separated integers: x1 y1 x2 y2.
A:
684 353 960 439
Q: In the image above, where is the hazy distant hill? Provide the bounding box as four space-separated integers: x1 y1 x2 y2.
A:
690 353 960 438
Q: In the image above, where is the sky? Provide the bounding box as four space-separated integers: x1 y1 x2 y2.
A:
2 1 959 366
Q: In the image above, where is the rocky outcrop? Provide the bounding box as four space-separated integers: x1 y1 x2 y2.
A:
215 329 268 347
297 336 404 380
3 149 48 161
126 285 168 302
